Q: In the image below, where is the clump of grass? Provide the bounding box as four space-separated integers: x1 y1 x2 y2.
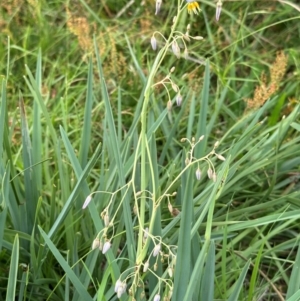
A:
1 0 300 301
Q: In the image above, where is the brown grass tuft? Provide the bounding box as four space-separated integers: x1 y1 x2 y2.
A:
245 51 288 111
66 8 93 55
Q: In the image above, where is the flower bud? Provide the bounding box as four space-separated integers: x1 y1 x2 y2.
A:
194 36 204 40
153 243 161 257
167 100 172 111
176 93 182 106
170 66 175 73
171 40 180 58
184 48 188 59
92 237 100 250
155 0 162 15
151 36 157 50
216 0 222 21
171 83 178 92
102 241 111 254
104 213 110 227
212 172 217 182
143 261 149 272
195 168 201 180
153 294 161 301
115 279 122 293
207 167 213 179
82 195 92 209
216 153 226 161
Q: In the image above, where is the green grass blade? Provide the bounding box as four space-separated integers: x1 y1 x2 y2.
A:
38 226 93 301
286 290 300 301
6 234 19 301
195 61 210 158
0 79 7 159
286 241 300 298
79 57 93 168
173 163 194 300
200 240 215 301
227 260 251 301
47 142 101 239
183 240 210 301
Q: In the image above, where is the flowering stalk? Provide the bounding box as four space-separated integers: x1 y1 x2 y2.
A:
136 1 186 265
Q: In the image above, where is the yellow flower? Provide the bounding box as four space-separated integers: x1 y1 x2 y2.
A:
186 1 201 15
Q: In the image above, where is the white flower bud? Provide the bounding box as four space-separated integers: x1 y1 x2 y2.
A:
143 261 149 272
153 243 161 257
207 167 213 179
216 0 222 21
184 48 188 59
151 36 157 50
171 40 180 58
176 93 182 106
199 135 205 141
193 36 204 40
170 66 175 73
171 83 179 92
212 172 217 182
82 195 92 209
104 213 110 227
195 168 201 180
102 241 111 254
92 237 100 250
155 0 162 15
168 267 173 277
167 100 172 111
115 279 122 292
153 294 161 301
216 154 226 161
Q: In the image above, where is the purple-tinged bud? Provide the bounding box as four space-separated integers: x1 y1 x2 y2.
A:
195 168 201 180
151 36 157 50
176 93 182 106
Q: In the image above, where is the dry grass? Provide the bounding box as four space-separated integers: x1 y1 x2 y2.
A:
245 51 288 111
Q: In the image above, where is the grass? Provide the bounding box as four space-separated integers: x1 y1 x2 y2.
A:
1 0 300 300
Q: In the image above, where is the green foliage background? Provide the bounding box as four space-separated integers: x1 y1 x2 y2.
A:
1 0 300 300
